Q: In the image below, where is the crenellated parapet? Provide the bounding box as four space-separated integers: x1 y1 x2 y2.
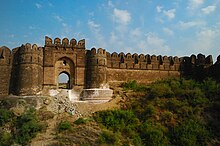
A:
45 36 85 49
11 43 43 66
106 51 182 71
181 54 213 68
87 48 107 66
0 46 11 65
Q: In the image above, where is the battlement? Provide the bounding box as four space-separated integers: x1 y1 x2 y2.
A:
181 54 213 66
106 51 181 70
11 43 43 65
86 48 107 67
45 36 85 48
0 46 11 65
0 36 220 97
17 43 43 54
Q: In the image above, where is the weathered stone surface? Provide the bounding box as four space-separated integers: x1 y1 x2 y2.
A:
0 36 219 99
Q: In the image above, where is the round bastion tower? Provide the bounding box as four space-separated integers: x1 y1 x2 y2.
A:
86 48 107 88
10 43 43 95
82 48 112 102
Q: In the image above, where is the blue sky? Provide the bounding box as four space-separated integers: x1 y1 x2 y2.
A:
0 0 220 60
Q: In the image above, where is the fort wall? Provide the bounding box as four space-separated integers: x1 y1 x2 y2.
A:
10 43 43 95
0 46 11 96
86 48 107 88
43 37 86 90
0 36 219 96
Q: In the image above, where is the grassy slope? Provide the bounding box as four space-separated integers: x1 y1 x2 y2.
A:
93 78 220 146
0 78 220 145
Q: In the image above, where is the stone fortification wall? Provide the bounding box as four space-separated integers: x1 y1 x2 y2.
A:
106 52 181 70
85 48 107 88
0 46 11 96
0 36 219 97
43 36 86 89
10 43 43 95
105 52 215 84
106 52 181 84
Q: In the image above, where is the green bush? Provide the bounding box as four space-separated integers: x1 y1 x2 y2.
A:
149 83 174 98
74 118 92 125
140 104 157 120
99 130 119 145
74 118 87 125
202 78 220 100
58 121 71 132
94 78 220 145
0 109 13 126
140 120 169 146
0 131 13 146
183 88 208 107
132 135 143 146
165 98 188 112
172 118 210 146
15 108 42 145
95 110 139 133
160 111 173 123
122 80 148 92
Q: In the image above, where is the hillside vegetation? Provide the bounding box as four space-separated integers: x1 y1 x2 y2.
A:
0 78 219 145
94 78 220 145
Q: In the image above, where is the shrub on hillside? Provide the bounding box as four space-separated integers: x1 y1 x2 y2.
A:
140 120 169 146
15 108 42 145
172 118 211 146
99 130 119 145
58 120 71 132
202 78 220 100
149 83 174 98
0 130 13 146
95 110 139 136
0 108 13 126
122 80 148 92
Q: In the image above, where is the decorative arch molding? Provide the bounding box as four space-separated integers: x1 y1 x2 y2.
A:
54 57 75 89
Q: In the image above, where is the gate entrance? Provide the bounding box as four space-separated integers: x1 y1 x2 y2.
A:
58 72 70 89
55 57 75 89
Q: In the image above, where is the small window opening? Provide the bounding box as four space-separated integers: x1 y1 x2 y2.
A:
120 56 124 63
134 56 138 64
63 60 67 66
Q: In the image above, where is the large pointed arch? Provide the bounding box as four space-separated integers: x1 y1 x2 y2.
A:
55 57 75 89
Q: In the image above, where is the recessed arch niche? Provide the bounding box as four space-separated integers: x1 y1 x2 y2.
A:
55 57 75 89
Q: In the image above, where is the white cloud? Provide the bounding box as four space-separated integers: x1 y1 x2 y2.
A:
35 3 42 9
187 0 204 10
29 26 36 30
88 20 100 30
178 20 205 29
62 23 67 27
108 1 114 7
155 17 164 24
201 5 216 14
189 28 218 55
138 32 170 55
9 34 15 38
163 9 176 20
163 28 174 36
88 20 106 48
130 28 142 38
156 6 163 13
54 15 63 22
113 8 131 25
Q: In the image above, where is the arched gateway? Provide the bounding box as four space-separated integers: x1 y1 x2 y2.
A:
55 57 75 89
